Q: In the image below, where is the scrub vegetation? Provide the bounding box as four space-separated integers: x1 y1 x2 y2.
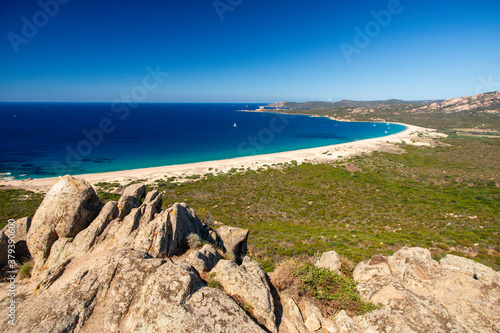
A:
89 136 500 271
0 189 43 229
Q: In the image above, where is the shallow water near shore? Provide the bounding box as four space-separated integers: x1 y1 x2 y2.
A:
0 103 406 180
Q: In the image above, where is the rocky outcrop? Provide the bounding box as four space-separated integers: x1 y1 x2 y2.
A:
276 247 500 333
417 90 500 114
0 217 32 266
167 203 205 255
186 244 221 273
2 217 31 244
27 175 102 273
42 201 119 269
133 202 205 257
350 247 500 332
0 176 268 333
0 232 8 267
117 183 146 218
216 225 249 264
211 258 277 332
278 296 339 333
315 250 341 274
279 295 307 333
8 249 264 333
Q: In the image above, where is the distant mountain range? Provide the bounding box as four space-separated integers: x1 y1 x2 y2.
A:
415 90 500 114
261 90 499 129
266 99 443 109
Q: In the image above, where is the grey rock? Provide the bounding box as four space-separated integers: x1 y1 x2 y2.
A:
335 310 357 333
321 317 339 333
37 257 73 290
279 294 307 333
298 300 338 333
27 175 102 274
133 208 171 257
186 244 221 273
315 250 341 274
117 183 146 219
206 229 218 245
1 216 31 243
71 201 119 252
0 231 8 267
139 189 162 224
4 249 265 333
0 194 264 331
439 253 500 283
41 237 74 271
351 247 500 333
212 259 277 333
133 202 205 257
0 178 269 332
43 202 119 269
115 205 147 240
216 225 249 264
8 217 32 262
168 203 204 255
301 301 322 332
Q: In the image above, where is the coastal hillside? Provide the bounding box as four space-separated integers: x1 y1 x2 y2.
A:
1 176 499 332
267 91 500 111
265 90 500 131
266 98 440 109
416 90 500 114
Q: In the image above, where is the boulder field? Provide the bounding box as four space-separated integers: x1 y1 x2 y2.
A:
0 175 498 332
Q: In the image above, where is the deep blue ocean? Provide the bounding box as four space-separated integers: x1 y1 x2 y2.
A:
0 103 406 180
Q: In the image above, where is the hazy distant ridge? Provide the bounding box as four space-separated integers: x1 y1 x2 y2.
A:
262 90 500 129
267 99 443 109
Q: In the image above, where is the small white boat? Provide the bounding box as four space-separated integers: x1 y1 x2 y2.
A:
233 123 237 127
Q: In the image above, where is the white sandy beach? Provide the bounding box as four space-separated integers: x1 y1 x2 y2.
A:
0 124 445 192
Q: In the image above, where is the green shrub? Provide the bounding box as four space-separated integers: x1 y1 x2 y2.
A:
241 302 253 313
457 239 474 248
19 261 33 279
437 243 450 251
207 279 222 289
0 189 44 228
294 263 379 316
258 259 275 273
187 233 202 249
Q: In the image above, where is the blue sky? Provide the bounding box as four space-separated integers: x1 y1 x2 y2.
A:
0 0 499 102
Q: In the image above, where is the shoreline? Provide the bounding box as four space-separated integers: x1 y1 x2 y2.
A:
0 123 445 193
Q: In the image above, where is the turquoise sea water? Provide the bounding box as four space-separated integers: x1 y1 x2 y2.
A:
0 103 406 180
